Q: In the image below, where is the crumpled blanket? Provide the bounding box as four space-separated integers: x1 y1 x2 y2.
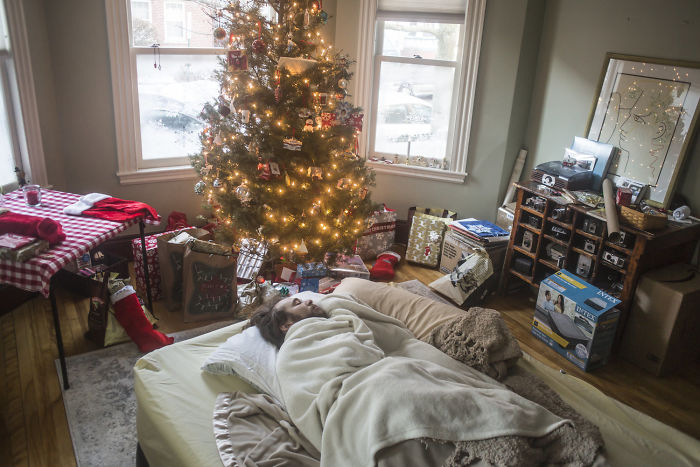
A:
427 309 605 466
213 391 319 467
277 293 571 467
427 308 523 381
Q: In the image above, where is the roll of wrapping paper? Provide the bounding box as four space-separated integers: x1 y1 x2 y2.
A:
602 178 622 243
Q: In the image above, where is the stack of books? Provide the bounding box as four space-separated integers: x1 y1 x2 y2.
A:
0 233 49 262
449 218 510 245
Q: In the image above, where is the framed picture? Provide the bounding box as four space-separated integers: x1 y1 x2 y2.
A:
585 53 700 207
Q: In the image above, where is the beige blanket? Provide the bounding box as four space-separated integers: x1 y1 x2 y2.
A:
277 294 570 467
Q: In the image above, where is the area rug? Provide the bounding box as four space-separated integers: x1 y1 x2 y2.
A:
56 321 236 467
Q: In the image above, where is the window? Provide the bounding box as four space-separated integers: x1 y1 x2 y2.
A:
164 1 186 44
106 0 225 183
0 0 46 191
356 0 486 183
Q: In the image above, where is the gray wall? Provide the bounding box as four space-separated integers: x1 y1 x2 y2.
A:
523 0 700 211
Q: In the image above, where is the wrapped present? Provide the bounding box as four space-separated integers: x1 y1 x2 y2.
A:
405 212 452 268
355 205 397 260
299 277 320 292
297 262 328 279
132 227 210 305
131 234 163 301
326 254 370 279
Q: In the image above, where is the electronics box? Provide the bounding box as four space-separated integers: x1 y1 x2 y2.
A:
530 161 593 191
532 270 621 371
496 202 516 233
619 263 700 376
440 229 506 274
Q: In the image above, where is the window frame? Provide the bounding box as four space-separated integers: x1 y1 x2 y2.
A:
369 12 463 172
164 0 186 44
356 0 486 184
106 0 223 184
0 0 46 191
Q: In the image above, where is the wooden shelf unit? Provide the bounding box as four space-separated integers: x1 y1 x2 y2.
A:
500 182 700 347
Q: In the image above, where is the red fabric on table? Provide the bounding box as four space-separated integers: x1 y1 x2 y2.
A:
81 197 160 223
0 211 66 245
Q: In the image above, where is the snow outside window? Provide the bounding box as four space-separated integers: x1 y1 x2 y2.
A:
107 0 227 183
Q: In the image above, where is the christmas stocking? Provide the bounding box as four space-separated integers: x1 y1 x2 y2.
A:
110 285 173 352
370 251 402 281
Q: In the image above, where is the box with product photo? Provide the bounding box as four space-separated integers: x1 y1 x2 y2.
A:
531 270 621 371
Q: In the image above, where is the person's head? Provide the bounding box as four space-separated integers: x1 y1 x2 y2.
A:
545 290 551 301
557 294 564 307
250 295 327 348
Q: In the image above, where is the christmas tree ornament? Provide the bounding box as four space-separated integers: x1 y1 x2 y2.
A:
321 112 336 129
278 57 318 75
252 22 266 54
213 27 227 41
282 136 302 151
338 78 348 89
303 118 314 132
227 49 248 72
194 180 206 195
200 164 213 176
269 162 281 176
287 38 295 53
213 132 223 145
240 109 251 123
308 167 323 180
319 10 329 23
274 68 282 102
369 251 402 281
335 101 353 124
235 185 252 204
303 9 311 29
296 239 308 255
349 113 364 132
311 0 320 10
213 178 222 188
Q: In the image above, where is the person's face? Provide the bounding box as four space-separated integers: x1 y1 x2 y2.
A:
275 296 327 333
545 292 551 301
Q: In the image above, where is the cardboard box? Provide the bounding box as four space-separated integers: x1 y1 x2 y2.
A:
620 263 700 376
496 202 516 233
327 254 370 279
531 270 620 371
439 229 507 274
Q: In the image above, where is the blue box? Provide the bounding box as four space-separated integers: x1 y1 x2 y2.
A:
297 262 328 278
299 277 320 292
531 270 621 371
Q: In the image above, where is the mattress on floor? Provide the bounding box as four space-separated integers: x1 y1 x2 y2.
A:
134 322 700 467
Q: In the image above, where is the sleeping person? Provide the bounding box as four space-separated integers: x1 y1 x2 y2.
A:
249 293 603 467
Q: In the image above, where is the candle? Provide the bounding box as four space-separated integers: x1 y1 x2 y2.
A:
22 184 41 206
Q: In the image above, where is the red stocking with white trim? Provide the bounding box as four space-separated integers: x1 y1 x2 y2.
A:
111 286 173 352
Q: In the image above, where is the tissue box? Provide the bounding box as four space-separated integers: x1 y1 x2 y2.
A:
531 270 620 371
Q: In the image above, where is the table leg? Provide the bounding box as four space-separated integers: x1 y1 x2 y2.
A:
50 282 69 390
139 220 155 317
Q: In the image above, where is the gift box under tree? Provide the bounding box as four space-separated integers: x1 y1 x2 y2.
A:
131 234 163 301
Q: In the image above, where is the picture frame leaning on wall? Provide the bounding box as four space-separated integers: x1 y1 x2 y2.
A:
585 53 700 207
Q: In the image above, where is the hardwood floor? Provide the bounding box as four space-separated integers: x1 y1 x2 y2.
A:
1 262 699 466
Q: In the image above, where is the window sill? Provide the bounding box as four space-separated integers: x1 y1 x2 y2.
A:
117 165 197 185
367 161 467 184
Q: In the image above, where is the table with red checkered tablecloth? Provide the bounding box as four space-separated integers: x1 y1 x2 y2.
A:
0 189 159 389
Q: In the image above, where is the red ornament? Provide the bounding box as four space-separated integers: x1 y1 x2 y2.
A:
252 38 266 54
321 112 336 129
348 113 364 132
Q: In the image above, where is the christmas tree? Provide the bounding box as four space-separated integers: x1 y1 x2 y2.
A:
191 0 376 264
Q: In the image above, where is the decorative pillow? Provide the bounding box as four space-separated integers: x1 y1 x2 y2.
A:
334 278 464 341
201 291 325 404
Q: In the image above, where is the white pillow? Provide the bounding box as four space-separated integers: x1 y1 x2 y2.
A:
201 291 325 404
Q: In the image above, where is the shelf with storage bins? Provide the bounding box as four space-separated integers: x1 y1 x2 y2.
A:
500 182 700 348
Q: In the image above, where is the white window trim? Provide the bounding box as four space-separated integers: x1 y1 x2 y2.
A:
106 0 219 184
2 0 47 188
355 0 485 184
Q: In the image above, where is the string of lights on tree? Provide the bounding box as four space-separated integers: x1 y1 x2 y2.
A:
191 0 376 263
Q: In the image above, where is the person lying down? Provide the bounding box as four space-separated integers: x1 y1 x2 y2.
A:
239 293 604 467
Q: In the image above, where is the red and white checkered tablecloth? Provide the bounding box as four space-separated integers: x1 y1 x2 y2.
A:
0 189 159 298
